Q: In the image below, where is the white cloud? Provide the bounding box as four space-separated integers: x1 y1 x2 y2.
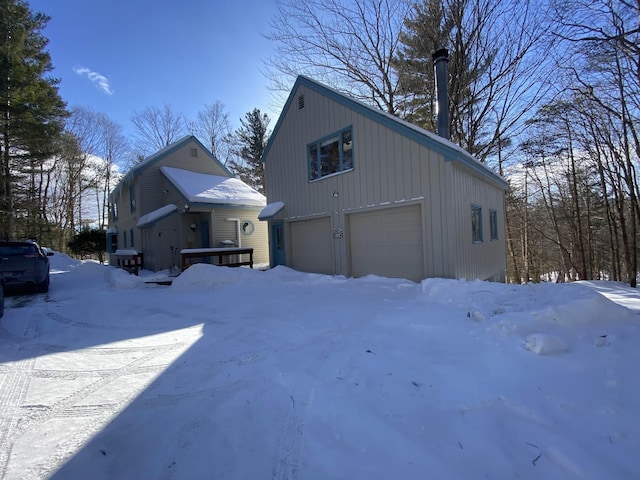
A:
73 66 113 95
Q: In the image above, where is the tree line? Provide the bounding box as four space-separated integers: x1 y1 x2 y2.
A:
2 0 638 286
0 0 269 253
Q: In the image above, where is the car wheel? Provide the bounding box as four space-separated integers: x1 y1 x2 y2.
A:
38 274 50 293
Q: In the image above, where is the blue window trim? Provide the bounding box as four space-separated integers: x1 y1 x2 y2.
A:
129 186 136 213
489 209 498 241
307 126 353 181
471 204 483 243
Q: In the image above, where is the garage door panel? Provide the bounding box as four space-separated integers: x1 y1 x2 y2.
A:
349 205 423 282
290 217 333 275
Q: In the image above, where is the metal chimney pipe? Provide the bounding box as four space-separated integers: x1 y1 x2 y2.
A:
432 48 450 140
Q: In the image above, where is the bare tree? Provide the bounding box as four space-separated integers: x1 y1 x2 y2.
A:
130 104 186 157
395 0 555 166
265 0 411 114
95 114 127 228
551 0 639 286
193 101 232 164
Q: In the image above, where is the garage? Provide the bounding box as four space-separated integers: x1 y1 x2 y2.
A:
290 217 333 275
348 204 424 282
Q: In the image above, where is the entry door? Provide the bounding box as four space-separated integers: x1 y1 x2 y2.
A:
200 221 211 247
271 222 286 267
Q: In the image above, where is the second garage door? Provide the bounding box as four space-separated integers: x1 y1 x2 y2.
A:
348 204 424 282
290 217 333 275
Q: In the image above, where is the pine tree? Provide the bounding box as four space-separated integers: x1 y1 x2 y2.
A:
0 0 67 239
228 108 270 194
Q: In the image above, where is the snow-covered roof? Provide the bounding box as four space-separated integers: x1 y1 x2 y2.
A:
258 202 285 220
136 204 177 228
161 166 266 207
108 135 232 201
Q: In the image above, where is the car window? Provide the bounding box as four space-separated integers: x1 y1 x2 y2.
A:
0 245 38 256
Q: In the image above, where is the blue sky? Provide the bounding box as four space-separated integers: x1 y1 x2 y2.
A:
27 0 282 137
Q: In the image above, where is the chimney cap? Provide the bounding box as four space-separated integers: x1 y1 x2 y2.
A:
432 48 449 62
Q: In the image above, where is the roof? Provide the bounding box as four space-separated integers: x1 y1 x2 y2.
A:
262 76 508 190
109 135 233 200
161 166 266 207
136 204 177 228
258 202 285 221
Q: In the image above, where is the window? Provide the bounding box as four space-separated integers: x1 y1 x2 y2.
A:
123 230 128 248
130 229 134 248
110 203 118 221
308 127 353 180
471 205 483 243
108 233 118 253
489 210 498 241
190 147 198 157
129 186 136 213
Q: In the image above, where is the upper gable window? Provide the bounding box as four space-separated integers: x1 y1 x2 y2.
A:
190 147 198 157
308 126 353 181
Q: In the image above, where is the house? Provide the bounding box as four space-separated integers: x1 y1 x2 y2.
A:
259 73 508 283
107 135 268 272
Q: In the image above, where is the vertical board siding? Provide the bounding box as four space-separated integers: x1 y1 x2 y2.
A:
264 83 506 281
448 162 507 280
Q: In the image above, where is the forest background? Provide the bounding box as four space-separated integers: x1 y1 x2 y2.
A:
1 0 637 285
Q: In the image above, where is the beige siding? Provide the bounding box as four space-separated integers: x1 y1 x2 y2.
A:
137 141 228 216
447 162 507 280
265 83 505 281
110 138 269 272
210 207 269 267
348 204 423 282
289 217 333 275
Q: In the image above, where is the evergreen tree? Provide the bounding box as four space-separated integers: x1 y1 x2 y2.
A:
67 227 107 263
394 0 550 165
0 0 67 239
228 108 270 194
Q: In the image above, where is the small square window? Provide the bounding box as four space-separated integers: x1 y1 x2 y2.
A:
190 147 198 157
471 205 483 243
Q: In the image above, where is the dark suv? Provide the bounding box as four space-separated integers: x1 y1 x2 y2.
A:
0 240 53 293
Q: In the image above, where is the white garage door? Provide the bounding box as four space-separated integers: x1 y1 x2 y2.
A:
290 217 333 275
349 204 423 282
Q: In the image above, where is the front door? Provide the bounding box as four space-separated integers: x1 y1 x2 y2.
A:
200 221 211 263
271 222 286 267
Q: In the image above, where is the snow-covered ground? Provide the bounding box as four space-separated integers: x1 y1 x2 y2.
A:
0 253 638 479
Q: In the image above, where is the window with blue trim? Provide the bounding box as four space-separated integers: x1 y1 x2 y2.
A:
489 210 498 241
308 126 353 180
471 205 483 243
129 186 136 213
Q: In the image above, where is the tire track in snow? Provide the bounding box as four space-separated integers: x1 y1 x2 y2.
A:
0 313 192 480
0 356 36 477
271 379 317 480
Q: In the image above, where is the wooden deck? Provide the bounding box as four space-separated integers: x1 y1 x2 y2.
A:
112 250 144 276
181 247 254 270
